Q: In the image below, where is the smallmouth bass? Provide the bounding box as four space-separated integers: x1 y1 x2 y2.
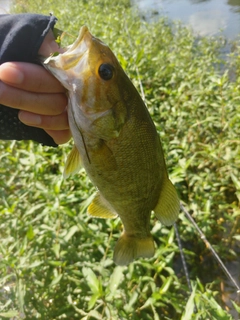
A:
44 26 180 266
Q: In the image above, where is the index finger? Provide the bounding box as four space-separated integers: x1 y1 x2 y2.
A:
0 62 66 93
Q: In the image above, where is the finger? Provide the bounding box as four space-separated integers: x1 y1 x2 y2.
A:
0 62 65 93
45 129 72 145
0 82 67 115
18 110 69 130
38 29 64 57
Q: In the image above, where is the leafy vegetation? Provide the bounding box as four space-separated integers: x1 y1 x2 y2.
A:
0 0 239 318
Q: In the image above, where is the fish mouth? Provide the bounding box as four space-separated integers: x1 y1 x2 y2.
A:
69 25 90 52
44 25 92 75
58 25 91 70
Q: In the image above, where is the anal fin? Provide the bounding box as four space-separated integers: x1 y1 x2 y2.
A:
153 178 180 226
87 192 117 219
63 145 82 178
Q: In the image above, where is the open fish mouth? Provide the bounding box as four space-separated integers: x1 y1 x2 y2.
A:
60 25 92 71
69 25 90 52
43 26 92 87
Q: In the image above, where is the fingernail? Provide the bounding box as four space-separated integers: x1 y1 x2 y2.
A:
19 111 41 125
0 63 24 84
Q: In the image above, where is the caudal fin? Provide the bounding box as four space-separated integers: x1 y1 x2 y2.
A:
113 233 155 266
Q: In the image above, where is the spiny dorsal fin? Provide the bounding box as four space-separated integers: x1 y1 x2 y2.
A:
63 145 82 179
153 178 180 226
87 192 117 219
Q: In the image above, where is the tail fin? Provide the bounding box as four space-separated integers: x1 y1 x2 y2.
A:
113 233 155 266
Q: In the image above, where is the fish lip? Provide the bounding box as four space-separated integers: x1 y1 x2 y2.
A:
67 25 90 53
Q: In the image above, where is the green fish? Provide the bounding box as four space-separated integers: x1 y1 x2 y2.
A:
44 26 180 265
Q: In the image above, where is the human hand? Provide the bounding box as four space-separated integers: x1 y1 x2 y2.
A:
0 30 71 145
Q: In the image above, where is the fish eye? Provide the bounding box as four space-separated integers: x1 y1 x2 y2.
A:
98 63 114 80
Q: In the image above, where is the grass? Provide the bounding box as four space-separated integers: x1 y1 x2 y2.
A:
0 0 240 319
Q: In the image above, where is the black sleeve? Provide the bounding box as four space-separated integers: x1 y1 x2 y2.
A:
0 13 58 147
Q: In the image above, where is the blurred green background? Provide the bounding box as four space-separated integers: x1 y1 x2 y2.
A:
0 0 239 319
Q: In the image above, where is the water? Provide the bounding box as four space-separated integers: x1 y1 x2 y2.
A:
132 0 240 39
2 0 239 39
0 0 10 14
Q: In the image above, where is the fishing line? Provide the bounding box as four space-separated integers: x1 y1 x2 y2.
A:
123 23 146 104
174 223 192 293
174 222 198 314
124 15 240 299
180 203 240 295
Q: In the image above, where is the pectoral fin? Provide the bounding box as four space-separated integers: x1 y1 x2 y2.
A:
154 178 180 226
63 145 82 178
94 140 117 171
87 192 117 219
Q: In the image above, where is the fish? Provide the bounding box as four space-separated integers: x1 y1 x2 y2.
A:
43 26 180 266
